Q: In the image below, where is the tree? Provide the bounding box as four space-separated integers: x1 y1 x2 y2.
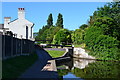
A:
96 2 120 26
84 26 103 49
79 24 88 30
56 13 63 28
93 35 119 60
47 13 53 28
92 17 119 40
77 2 120 60
71 29 84 44
53 29 72 45
84 26 120 60
46 26 62 43
88 2 120 40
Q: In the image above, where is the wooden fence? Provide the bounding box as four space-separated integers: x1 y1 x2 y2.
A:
0 34 35 60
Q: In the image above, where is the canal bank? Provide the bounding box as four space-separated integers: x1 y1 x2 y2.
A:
73 48 95 60
45 47 120 79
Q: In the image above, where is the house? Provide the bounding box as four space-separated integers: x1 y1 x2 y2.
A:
0 8 34 40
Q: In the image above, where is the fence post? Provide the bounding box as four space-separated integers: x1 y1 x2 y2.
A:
0 35 2 80
3 35 5 59
16 38 17 56
11 35 13 57
21 39 22 55
0 35 2 60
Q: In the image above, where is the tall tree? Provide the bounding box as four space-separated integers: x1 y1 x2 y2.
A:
47 13 53 28
56 13 63 28
89 2 120 26
79 24 88 30
88 2 120 40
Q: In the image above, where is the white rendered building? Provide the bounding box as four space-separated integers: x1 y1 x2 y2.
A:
0 8 34 40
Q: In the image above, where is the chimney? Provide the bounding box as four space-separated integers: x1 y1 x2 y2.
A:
18 8 25 19
4 17 11 28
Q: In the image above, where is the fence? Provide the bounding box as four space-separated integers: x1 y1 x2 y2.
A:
0 34 35 60
0 34 2 60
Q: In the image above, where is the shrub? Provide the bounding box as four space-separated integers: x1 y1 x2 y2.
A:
53 29 72 45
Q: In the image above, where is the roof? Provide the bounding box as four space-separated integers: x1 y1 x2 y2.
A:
8 18 34 26
8 19 18 24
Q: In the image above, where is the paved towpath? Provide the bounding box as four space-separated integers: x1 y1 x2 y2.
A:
18 48 59 79
44 48 66 51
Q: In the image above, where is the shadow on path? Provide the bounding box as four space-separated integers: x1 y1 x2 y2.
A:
18 46 59 79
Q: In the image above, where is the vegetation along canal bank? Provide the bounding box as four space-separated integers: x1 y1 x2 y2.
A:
33 2 120 79
35 2 120 61
45 47 120 79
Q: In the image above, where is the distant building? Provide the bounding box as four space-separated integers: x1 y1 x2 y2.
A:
0 8 34 40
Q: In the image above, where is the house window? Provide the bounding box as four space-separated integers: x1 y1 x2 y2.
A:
26 26 28 39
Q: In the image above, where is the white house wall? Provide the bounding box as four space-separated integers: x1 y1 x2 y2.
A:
8 19 33 39
3 8 34 40
0 29 3 32
24 19 34 39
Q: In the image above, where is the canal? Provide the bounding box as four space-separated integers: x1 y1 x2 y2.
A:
56 58 120 79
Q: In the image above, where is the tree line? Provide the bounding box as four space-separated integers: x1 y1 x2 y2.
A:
83 2 120 60
35 13 72 44
35 2 120 60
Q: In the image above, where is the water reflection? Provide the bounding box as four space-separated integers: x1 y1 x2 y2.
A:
56 58 120 79
63 72 84 80
56 58 95 70
73 58 95 69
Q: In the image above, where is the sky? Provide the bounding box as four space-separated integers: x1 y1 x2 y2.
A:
1 2 108 32
2 0 114 2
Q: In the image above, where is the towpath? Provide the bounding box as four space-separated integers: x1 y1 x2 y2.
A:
18 48 59 79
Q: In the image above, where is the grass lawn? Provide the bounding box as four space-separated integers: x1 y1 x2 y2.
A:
73 43 85 48
46 50 65 58
2 53 38 79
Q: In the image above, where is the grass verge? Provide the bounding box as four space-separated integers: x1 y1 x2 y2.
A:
73 43 85 48
46 50 65 58
2 53 38 79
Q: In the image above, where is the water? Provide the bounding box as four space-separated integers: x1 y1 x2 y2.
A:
56 58 120 79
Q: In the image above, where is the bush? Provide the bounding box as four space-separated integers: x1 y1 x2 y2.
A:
93 35 119 60
86 34 120 60
53 29 72 45
84 26 103 49
84 26 120 60
71 29 84 44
